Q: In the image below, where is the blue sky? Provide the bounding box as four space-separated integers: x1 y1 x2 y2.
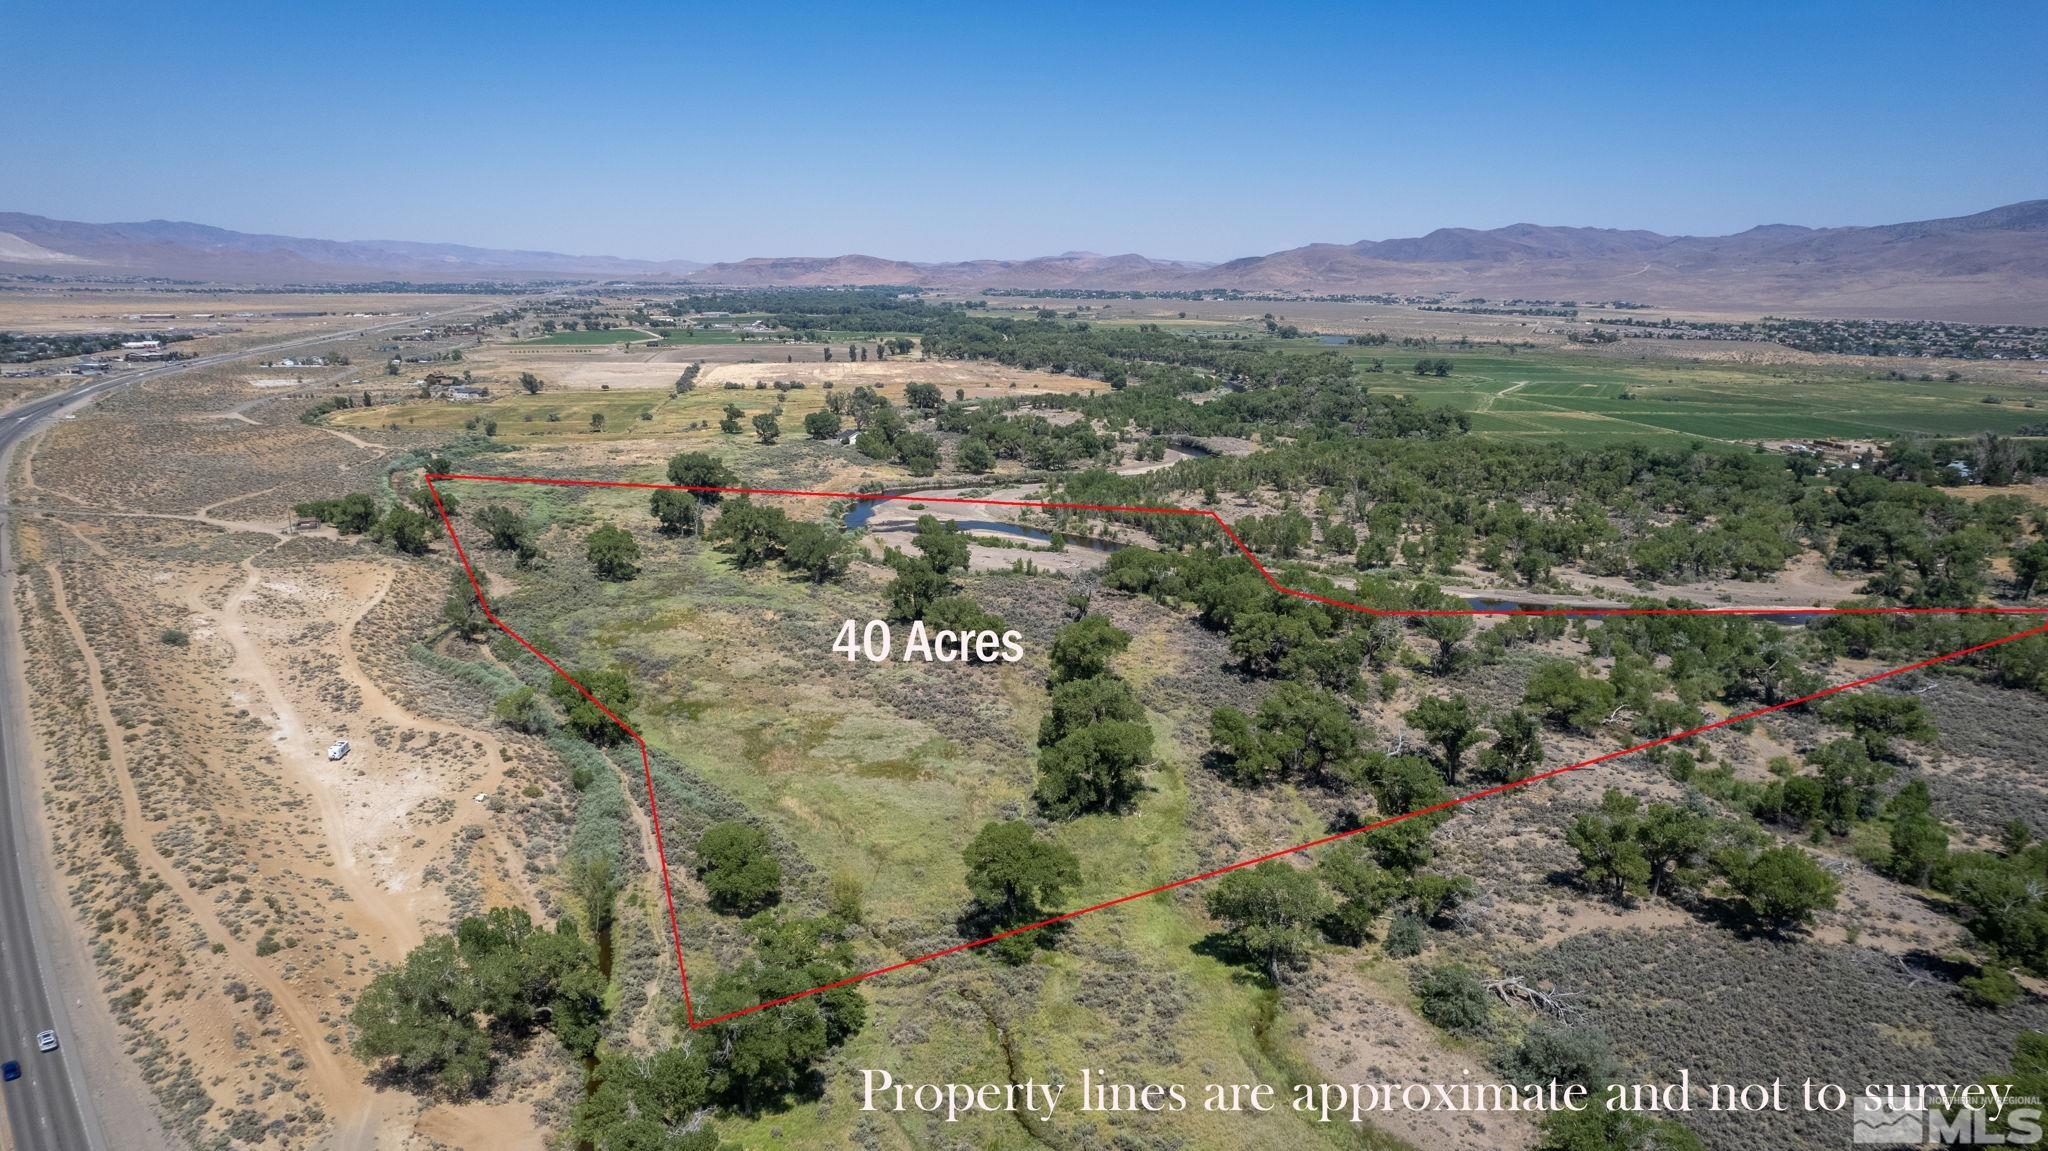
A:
7 1 2044 262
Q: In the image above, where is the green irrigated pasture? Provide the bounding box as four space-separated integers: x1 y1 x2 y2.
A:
649 330 751 346
516 327 657 345
1335 347 2047 445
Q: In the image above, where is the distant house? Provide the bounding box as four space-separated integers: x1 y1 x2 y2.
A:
121 339 161 351
422 372 488 401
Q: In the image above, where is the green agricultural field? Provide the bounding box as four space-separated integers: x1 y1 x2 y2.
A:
517 327 657 345
1342 347 2047 444
650 329 753 345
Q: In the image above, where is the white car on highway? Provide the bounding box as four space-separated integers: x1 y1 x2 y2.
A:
326 740 351 761
35 1030 57 1053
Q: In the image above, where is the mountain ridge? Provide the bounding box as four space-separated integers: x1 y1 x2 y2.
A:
3 202 2045 320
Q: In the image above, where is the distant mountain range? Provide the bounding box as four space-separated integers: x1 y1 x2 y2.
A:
0 213 707 283
5 202 2047 320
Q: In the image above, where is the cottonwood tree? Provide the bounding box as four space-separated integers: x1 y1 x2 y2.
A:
350 936 494 1095
779 522 851 583
474 503 544 567
649 488 701 536
689 916 866 1112
958 438 995 473
586 523 641 581
1822 693 1936 760
962 820 1080 962
1477 708 1544 782
1038 675 1143 747
911 515 970 574
1567 791 1653 903
549 666 633 745
297 491 379 534
1204 861 1330 983
1524 660 1618 734
1047 615 1132 684
573 1046 729 1151
1886 781 1950 887
441 570 486 639
1419 613 1472 675
1208 682 1357 787
1318 840 1399 945
665 451 737 499
565 854 618 940
2016 540 2048 598
707 498 789 568
695 822 781 915
803 409 842 439
884 556 947 619
351 908 604 1097
1719 844 1838 934
1406 694 1483 784
1035 720 1151 818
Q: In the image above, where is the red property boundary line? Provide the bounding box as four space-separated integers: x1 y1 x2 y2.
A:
421 471 2048 1028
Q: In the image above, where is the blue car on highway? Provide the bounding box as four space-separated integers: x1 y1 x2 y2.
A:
2 1059 19 1082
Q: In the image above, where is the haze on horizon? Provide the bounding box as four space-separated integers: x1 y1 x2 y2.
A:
7 0 2046 264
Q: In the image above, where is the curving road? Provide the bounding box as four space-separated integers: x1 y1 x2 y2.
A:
0 301 498 1150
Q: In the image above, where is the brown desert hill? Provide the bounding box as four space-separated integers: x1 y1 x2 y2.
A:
1360 222 1674 263
4 201 2046 319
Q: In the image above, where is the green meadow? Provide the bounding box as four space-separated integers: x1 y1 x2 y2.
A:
517 327 658 345
1344 348 2046 444
434 473 1404 1150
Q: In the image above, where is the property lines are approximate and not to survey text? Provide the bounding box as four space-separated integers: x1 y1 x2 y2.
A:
422 472 2048 1028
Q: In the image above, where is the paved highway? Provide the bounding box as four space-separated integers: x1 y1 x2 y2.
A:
0 302 495 1150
